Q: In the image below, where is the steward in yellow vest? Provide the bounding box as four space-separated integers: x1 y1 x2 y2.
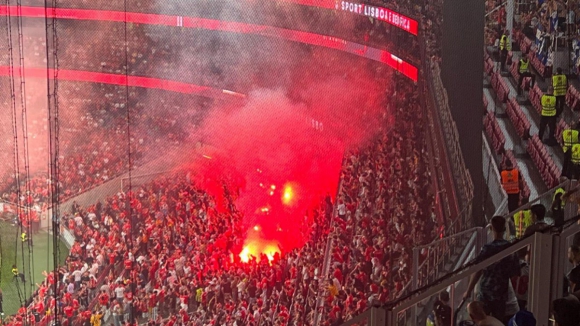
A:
570 143 580 179
514 209 533 239
552 67 568 117
563 122 580 179
539 87 557 144
499 29 511 72
517 56 536 96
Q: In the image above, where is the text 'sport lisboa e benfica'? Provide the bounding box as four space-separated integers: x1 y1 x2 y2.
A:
285 0 419 35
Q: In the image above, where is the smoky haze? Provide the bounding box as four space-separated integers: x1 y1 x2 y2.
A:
0 1 392 257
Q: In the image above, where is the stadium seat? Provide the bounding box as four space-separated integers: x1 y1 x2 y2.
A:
483 94 489 113
556 120 570 147
527 135 559 187
484 113 506 154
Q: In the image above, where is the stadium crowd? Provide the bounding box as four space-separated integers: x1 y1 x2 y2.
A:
0 1 444 326
1 77 436 326
319 78 436 325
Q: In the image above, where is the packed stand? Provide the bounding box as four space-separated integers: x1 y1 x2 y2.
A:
1 170 339 326
319 80 437 325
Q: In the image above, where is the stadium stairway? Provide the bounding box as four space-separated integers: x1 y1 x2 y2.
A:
483 40 580 201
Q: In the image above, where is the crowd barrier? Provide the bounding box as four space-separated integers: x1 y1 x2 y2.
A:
352 182 578 326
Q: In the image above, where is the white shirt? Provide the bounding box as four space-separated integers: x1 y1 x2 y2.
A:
115 286 125 298
72 270 82 282
337 203 346 215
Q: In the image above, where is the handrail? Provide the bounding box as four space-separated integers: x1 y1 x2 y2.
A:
382 212 580 326
390 229 536 312
414 225 482 250
505 179 570 217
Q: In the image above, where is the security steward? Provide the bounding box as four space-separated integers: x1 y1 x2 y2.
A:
552 67 568 117
539 86 557 145
562 122 580 178
502 160 522 212
499 29 511 72
517 56 535 95
21 232 27 243
552 187 566 227
514 209 533 239
570 143 580 180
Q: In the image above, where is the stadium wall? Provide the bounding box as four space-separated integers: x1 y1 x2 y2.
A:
441 0 485 224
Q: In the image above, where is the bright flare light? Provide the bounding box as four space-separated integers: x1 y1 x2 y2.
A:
239 241 281 263
253 225 260 231
282 184 294 205
239 246 252 263
264 244 280 262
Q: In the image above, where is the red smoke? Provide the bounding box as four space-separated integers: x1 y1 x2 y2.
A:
190 58 389 259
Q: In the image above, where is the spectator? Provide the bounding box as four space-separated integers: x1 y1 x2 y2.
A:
552 296 580 326
523 204 549 237
464 215 520 323
507 309 536 326
427 291 451 326
467 301 504 326
511 247 530 310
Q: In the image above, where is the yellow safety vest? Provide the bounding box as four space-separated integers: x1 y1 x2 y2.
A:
553 74 568 97
514 210 533 239
541 94 557 116
21 232 27 242
500 34 511 51
12 267 18 276
554 187 566 209
196 288 203 302
519 59 530 73
563 129 579 152
572 144 580 164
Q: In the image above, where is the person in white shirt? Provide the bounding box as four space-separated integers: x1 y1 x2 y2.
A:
467 301 504 326
115 283 125 300
337 200 346 220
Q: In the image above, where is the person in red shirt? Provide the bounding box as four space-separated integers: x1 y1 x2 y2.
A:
124 258 132 271
179 308 189 323
98 290 109 307
63 305 74 318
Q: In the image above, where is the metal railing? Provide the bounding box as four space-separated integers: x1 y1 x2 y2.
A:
411 223 485 292
482 133 508 215
339 186 580 326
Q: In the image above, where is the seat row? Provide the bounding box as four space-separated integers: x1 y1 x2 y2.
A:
516 31 533 56
491 72 511 103
505 96 531 139
484 112 506 154
483 93 489 113
528 84 544 115
555 119 570 149
527 135 560 188
565 84 580 111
